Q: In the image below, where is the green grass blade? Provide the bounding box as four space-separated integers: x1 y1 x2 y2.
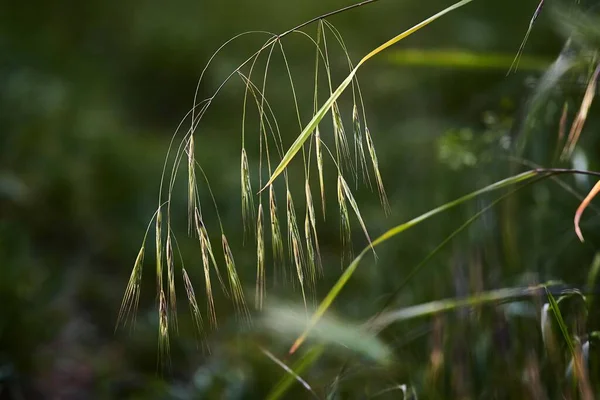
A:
545 287 575 356
289 169 539 354
266 345 324 400
373 283 556 329
261 0 475 191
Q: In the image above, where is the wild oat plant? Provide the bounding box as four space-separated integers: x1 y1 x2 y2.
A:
117 0 600 397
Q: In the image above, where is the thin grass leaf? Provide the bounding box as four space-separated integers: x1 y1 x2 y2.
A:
545 287 576 356
241 148 255 239
261 347 319 400
116 245 145 330
337 175 353 264
182 267 204 335
562 63 600 160
222 234 250 321
165 233 178 332
266 345 324 400
574 180 600 242
289 169 539 354
287 189 307 309
544 288 593 398
365 126 390 214
373 283 556 329
256 203 266 310
262 0 475 191
339 174 373 253
269 185 286 281
507 0 545 75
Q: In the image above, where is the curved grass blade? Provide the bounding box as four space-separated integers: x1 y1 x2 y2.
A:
266 345 324 400
507 0 545 75
574 180 600 242
372 283 556 329
561 63 600 160
289 169 538 354
261 0 475 191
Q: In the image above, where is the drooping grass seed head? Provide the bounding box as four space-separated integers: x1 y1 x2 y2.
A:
337 175 352 264
241 148 255 240
182 267 204 336
269 185 285 281
365 127 390 214
315 127 326 218
222 233 250 321
117 245 145 330
165 233 178 331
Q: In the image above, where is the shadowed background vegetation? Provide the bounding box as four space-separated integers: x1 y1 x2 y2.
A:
2 0 600 398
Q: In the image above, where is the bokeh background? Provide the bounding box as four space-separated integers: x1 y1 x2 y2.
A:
2 0 600 398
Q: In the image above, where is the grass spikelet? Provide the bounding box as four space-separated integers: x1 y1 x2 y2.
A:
561 63 600 160
352 104 369 184
337 175 353 264
222 234 250 321
338 174 374 253
305 180 322 276
194 209 225 327
199 229 217 327
116 245 144 330
158 289 170 368
241 147 255 239
256 203 266 310
365 126 390 214
187 135 197 234
269 185 285 279
182 268 204 335
304 213 317 292
287 188 307 309
315 127 326 218
165 233 178 332
332 102 352 171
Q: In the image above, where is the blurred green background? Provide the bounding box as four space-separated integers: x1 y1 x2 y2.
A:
2 0 600 398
